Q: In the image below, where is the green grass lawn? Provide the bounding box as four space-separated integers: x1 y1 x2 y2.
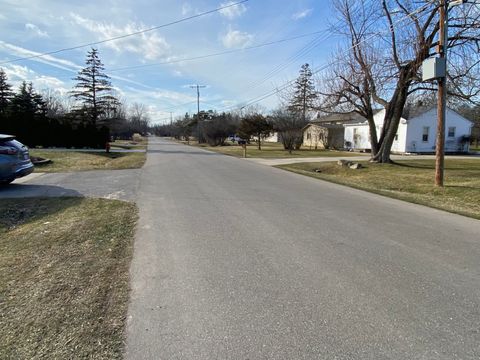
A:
185 141 361 158
278 159 480 219
30 150 146 172
0 197 137 359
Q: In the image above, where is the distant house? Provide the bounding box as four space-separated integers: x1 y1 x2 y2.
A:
263 132 280 143
344 106 473 153
251 132 280 143
303 112 364 149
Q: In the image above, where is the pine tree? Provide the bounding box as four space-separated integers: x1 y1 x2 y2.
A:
0 68 13 115
10 81 43 115
70 48 118 126
287 63 317 122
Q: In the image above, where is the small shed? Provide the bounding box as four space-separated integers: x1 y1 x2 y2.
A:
303 112 365 149
303 123 345 149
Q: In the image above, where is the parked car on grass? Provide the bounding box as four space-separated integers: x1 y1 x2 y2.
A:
0 134 34 185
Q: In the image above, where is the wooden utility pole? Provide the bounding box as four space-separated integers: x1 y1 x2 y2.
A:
435 0 447 187
190 84 206 143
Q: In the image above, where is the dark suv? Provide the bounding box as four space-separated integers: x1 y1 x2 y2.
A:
0 134 34 184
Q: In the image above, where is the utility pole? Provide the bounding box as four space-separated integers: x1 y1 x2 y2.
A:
190 84 206 143
435 0 447 187
170 112 173 125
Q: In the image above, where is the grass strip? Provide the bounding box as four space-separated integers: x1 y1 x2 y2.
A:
30 150 146 173
277 159 480 219
182 140 362 159
0 197 138 359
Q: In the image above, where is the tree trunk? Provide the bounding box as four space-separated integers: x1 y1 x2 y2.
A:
372 70 411 163
366 116 379 159
257 132 261 150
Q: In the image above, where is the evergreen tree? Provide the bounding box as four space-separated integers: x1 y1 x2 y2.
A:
10 81 44 115
0 68 13 115
287 63 317 122
237 114 272 150
70 48 118 127
9 81 46 145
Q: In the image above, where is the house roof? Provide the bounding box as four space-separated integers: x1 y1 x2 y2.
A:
312 109 385 125
312 112 365 125
402 104 436 120
303 123 344 130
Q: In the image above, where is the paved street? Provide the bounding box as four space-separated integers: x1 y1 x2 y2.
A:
126 138 480 359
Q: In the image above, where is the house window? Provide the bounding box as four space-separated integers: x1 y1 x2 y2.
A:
448 127 456 138
307 133 311 140
422 126 429 142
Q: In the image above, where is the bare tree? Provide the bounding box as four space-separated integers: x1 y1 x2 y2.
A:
320 0 480 162
270 108 306 153
41 89 71 118
129 102 150 135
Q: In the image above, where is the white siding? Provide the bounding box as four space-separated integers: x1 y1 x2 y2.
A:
405 108 472 153
344 107 472 153
253 132 279 142
344 123 370 150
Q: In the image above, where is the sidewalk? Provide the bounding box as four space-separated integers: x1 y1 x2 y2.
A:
245 153 480 166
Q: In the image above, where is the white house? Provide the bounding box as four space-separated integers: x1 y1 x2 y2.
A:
344 106 472 153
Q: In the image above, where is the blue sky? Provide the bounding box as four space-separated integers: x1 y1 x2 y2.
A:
0 0 339 124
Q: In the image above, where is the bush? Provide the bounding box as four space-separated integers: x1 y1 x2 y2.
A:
132 133 143 142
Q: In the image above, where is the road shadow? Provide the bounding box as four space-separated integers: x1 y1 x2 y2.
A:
0 184 84 199
0 196 85 230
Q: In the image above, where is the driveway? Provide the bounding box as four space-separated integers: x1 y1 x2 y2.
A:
1 169 140 201
126 137 480 359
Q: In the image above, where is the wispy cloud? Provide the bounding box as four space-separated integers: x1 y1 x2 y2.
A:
25 23 49 38
181 3 192 16
219 1 247 19
292 8 313 20
0 41 80 72
69 13 171 61
2 64 69 94
221 28 253 49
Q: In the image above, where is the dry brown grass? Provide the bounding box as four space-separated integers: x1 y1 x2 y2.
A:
181 140 362 159
0 197 138 359
278 159 480 219
30 150 146 173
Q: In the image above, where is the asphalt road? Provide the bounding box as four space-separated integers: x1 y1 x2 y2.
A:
126 137 480 360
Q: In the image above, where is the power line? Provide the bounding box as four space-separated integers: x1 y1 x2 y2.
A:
217 1 435 113
107 30 329 73
239 30 334 93
0 0 249 65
